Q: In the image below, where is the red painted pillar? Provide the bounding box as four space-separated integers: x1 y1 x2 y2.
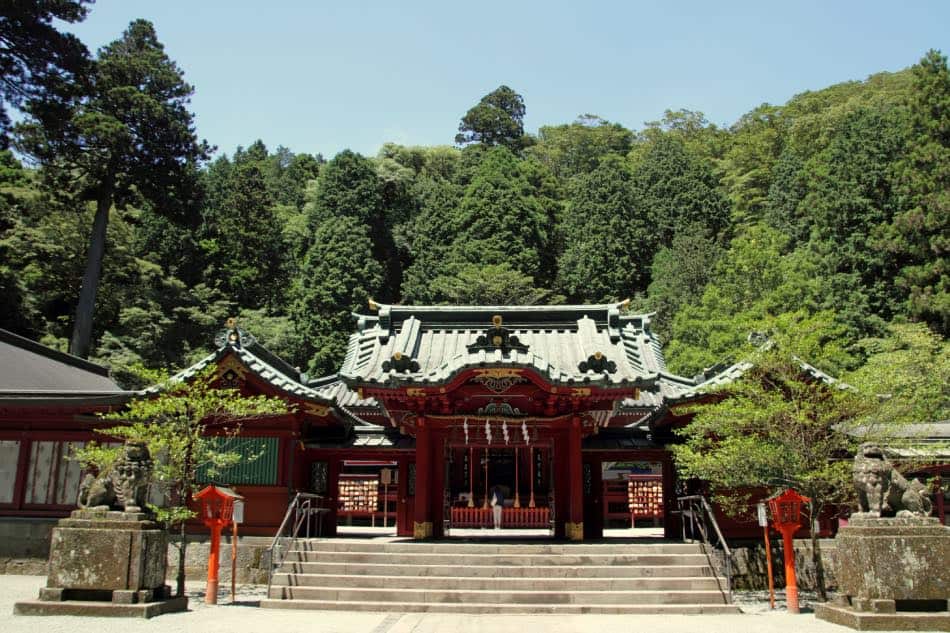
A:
325 457 341 537
431 429 445 538
413 418 432 539
206 524 221 604
662 457 677 539
396 456 412 536
779 526 800 613
567 417 583 540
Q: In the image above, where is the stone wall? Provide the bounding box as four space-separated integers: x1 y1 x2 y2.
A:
165 535 273 585
0 518 273 582
723 538 838 591
0 517 56 575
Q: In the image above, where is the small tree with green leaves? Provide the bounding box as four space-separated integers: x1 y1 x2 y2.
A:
672 347 875 601
74 367 289 597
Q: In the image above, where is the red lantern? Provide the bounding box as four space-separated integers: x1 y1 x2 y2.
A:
194 484 244 605
767 488 810 614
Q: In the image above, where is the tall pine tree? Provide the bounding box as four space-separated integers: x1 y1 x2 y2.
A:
15 19 210 357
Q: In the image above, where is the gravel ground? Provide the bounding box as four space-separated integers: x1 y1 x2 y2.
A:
2 575 874 633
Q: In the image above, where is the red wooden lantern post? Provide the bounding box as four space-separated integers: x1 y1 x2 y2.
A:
194 484 244 605
767 488 810 614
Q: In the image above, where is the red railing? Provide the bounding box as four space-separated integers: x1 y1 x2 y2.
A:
450 506 550 528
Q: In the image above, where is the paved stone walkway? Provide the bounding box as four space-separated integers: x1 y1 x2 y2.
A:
2 575 882 633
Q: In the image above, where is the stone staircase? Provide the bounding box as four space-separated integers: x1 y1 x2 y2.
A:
260 539 740 614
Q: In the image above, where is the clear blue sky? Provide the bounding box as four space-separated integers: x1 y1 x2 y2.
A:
67 0 950 160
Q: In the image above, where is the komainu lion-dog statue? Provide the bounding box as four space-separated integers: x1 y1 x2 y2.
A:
77 441 154 513
853 443 932 517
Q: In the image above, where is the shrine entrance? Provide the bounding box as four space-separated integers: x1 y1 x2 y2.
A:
444 443 555 535
581 450 677 540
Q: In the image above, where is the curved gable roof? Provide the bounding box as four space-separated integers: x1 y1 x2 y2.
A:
340 302 669 391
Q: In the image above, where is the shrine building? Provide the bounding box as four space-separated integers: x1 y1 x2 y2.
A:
1 302 946 541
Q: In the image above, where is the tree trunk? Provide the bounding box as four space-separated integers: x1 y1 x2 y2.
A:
810 501 828 601
70 190 112 358
177 521 186 597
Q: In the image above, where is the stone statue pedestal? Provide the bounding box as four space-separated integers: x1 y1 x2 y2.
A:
815 516 950 631
14 509 188 618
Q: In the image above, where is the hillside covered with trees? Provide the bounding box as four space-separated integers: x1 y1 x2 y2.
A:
1 3 947 390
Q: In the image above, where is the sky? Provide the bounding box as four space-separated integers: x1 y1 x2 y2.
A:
65 0 950 160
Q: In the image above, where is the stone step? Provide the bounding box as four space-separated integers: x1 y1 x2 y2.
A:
283 550 711 567
259 598 741 614
277 561 715 578
293 540 703 555
270 573 723 591
266 585 730 606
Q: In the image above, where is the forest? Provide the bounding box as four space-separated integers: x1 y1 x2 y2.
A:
1 3 947 390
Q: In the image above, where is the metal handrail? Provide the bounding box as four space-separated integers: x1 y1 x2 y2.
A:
265 492 325 593
677 494 734 602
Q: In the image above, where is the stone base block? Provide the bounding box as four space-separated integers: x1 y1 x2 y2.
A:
14 596 188 619
836 517 949 604
816 603 950 631
413 521 432 539
565 522 583 541
47 510 167 592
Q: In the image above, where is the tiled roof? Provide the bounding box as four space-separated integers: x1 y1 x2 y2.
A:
306 374 379 410
156 332 380 419
159 345 334 405
664 354 846 404
340 302 667 390
0 328 125 395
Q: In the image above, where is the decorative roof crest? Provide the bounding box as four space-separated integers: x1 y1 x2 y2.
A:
382 351 420 373
467 314 529 354
579 351 617 374
214 318 256 349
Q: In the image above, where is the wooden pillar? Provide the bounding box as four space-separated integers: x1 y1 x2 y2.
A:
396 456 412 537
325 456 341 537
513 446 521 508
566 417 584 540
413 418 432 539
483 447 490 509
528 446 536 508
13 436 31 509
431 430 446 538
468 447 475 507
662 454 677 539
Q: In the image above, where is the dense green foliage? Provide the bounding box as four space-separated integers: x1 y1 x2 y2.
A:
0 7 946 391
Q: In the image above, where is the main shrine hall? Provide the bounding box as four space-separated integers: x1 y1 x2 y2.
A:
0 301 706 540
9 300 925 541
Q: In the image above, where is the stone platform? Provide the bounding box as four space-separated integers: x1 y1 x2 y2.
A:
13 595 188 618
13 509 186 618
816 516 950 631
815 603 950 631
